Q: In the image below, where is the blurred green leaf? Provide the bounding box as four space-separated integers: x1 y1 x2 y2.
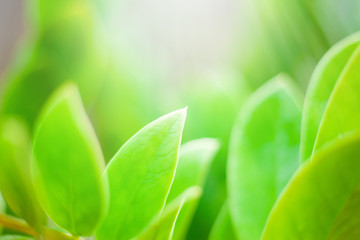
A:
311 42 360 155
0 119 45 231
137 200 182 240
36 0 95 28
181 71 249 240
0 236 33 240
167 138 220 202
166 138 219 240
137 187 201 240
0 0 106 130
96 108 186 240
208 201 236 240
91 64 146 161
235 0 329 89
42 228 79 240
32 83 107 236
306 1 360 44
227 75 302 240
262 132 360 239
0 193 5 234
300 32 360 163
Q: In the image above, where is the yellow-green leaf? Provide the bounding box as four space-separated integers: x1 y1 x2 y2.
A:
262 132 360 240
313 43 360 155
32 83 107 236
96 109 186 240
0 236 33 240
0 118 45 231
167 138 219 240
208 201 236 240
1 0 106 130
300 32 360 163
0 193 5 234
137 187 201 240
227 75 302 240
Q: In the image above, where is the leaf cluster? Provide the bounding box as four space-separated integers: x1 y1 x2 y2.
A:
0 83 219 240
210 32 360 240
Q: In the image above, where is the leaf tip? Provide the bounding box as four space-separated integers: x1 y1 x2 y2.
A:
166 107 188 126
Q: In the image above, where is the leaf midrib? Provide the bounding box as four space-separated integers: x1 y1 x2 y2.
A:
114 117 179 240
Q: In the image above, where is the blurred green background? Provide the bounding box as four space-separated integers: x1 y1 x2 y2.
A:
0 0 359 239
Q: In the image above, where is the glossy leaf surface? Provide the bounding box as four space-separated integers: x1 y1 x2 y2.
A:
137 187 201 240
0 119 45 230
166 138 219 240
32 83 107 236
228 76 302 240
96 109 186 240
208 201 236 240
262 132 360 240
300 33 360 162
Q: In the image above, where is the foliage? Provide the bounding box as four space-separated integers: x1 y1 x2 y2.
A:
0 83 219 239
1 0 360 239
213 32 360 240
227 75 302 240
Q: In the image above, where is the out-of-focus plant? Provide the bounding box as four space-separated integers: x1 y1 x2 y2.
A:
234 0 360 90
227 75 303 240
209 32 360 240
0 118 46 232
208 201 236 240
305 0 360 45
185 3 360 235
0 0 107 129
300 32 360 163
2 0 360 239
0 0 151 173
0 83 219 239
234 0 328 89
0 1 224 238
177 71 249 239
0 195 5 234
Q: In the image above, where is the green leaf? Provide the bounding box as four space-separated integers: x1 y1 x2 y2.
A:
95 108 187 240
0 118 45 231
166 138 219 240
227 75 302 240
137 187 201 240
0 193 5 212
167 138 219 202
0 236 33 240
312 44 360 155
36 0 94 28
32 83 107 236
233 0 329 89
42 228 79 240
262 132 360 240
0 193 5 234
300 32 360 163
180 69 249 240
1 0 106 130
208 201 236 240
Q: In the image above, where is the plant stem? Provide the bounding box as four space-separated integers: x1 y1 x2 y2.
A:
0 213 80 240
0 212 39 237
